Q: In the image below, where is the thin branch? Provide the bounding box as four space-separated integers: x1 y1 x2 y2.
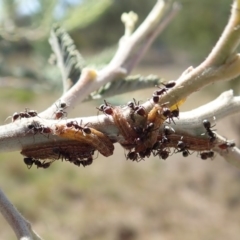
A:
0 189 42 240
149 0 240 110
218 147 240 169
1 90 240 154
40 0 175 119
126 2 181 71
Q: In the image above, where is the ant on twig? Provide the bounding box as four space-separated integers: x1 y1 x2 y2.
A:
27 121 52 139
127 98 146 122
96 100 113 115
66 120 91 135
54 101 67 119
202 119 216 142
176 136 192 157
152 80 176 103
7 108 38 122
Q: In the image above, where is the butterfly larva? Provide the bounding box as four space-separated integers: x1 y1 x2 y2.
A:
55 124 114 157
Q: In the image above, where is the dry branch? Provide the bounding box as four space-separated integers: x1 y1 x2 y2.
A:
0 1 240 239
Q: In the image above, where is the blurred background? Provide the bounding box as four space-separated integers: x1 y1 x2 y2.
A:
0 0 240 240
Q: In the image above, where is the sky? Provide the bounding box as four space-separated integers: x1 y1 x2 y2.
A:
0 0 83 20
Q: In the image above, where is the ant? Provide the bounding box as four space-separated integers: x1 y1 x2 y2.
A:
138 148 152 159
126 151 140 162
200 151 214 160
218 141 236 150
81 156 93 167
34 160 52 169
27 121 52 137
127 98 146 121
54 101 67 119
23 157 52 169
9 109 38 122
66 120 91 135
23 157 35 169
96 100 113 115
202 119 216 142
160 125 174 145
162 106 179 124
153 80 176 97
158 148 171 160
176 137 191 157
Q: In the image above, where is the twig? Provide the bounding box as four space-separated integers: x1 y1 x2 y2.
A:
0 188 42 240
40 0 173 119
126 2 181 71
1 89 240 153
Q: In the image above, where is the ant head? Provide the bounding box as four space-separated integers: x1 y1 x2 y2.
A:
200 152 208 160
12 112 20 121
171 108 179 118
152 94 160 103
203 119 211 129
60 103 67 109
159 150 169 160
83 127 91 135
66 121 74 128
162 108 171 117
28 110 38 117
127 101 134 109
127 151 138 160
182 150 189 157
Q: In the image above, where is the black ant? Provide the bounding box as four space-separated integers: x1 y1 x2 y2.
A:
138 148 152 159
126 151 140 162
23 157 35 169
9 109 38 122
34 160 52 169
66 120 91 135
200 151 214 160
54 101 67 119
153 80 176 97
23 157 52 169
96 100 113 115
202 119 216 142
176 137 191 157
152 80 176 104
158 149 170 160
127 98 146 121
80 156 93 167
27 121 52 137
162 107 177 124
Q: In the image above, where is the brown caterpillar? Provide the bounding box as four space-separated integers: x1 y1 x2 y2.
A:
55 124 114 157
21 141 95 161
111 107 138 144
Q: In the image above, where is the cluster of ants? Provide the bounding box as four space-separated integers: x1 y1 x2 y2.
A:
124 120 217 162
10 80 236 170
23 149 94 170
95 80 235 162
